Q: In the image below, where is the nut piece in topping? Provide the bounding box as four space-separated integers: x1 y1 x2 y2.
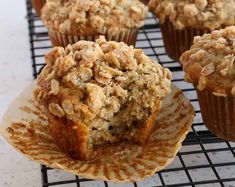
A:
49 79 59 95
49 103 65 117
200 63 215 76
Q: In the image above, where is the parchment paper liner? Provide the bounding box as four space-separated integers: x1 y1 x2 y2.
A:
0 82 194 182
196 89 235 142
48 28 138 48
160 20 209 62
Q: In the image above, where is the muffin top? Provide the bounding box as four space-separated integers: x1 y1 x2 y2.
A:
149 0 235 30
42 0 148 36
180 26 235 96
34 37 172 125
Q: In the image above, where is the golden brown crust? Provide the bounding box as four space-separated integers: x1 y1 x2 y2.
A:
46 111 90 160
41 0 148 36
180 26 235 97
138 99 161 145
149 0 235 30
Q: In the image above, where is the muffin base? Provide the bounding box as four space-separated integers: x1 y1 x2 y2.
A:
48 28 139 47
31 0 46 16
197 89 235 141
160 20 209 62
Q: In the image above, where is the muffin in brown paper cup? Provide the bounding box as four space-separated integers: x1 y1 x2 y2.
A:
42 0 148 47
149 0 235 62
0 82 194 182
31 0 46 16
160 20 209 62
1 38 195 182
48 28 139 47
196 90 235 141
181 26 235 142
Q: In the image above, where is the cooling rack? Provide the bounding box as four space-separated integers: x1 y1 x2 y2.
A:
26 0 235 186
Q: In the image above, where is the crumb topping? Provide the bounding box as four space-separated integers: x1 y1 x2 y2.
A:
34 37 172 143
42 0 148 36
149 0 235 30
180 26 235 96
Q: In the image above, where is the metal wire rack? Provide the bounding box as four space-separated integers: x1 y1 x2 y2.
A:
26 0 235 187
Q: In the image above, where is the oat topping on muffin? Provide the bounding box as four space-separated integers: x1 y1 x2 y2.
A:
180 26 235 96
149 0 235 30
42 0 148 36
34 37 172 159
35 36 172 125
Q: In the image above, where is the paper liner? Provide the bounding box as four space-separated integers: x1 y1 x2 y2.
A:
48 28 138 48
31 0 46 16
0 82 194 182
160 20 209 62
196 89 235 142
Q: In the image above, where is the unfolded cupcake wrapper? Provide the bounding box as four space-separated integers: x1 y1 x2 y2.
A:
31 0 46 16
0 82 194 182
196 89 235 141
160 20 209 62
48 28 139 48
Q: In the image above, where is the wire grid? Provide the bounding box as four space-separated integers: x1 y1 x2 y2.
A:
25 1 235 187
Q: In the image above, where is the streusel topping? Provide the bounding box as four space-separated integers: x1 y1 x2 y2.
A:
42 0 148 36
180 26 235 96
149 0 235 30
34 37 172 128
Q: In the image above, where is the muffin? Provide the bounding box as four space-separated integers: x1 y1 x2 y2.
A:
180 26 235 141
41 0 148 47
33 37 172 160
31 0 46 16
149 0 235 61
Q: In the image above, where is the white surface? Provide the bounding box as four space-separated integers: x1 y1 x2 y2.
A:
0 1 41 187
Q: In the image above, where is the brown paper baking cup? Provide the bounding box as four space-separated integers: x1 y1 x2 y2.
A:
0 82 194 182
160 20 209 62
196 89 235 141
31 0 46 16
48 28 139 48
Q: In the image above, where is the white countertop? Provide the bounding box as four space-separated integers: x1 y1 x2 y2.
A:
0 1 41 187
